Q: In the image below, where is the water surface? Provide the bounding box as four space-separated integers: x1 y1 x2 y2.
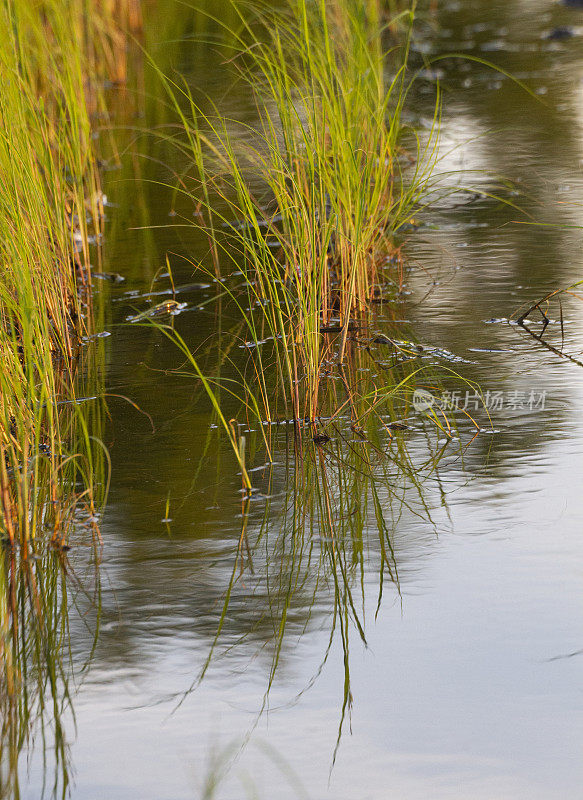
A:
23 1 583 797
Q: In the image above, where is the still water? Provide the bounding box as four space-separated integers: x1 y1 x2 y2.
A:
26 0 583 797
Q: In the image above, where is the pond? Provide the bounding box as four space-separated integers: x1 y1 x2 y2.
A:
18 0 583 797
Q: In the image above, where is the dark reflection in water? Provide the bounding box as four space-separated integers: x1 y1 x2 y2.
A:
12 0 583 797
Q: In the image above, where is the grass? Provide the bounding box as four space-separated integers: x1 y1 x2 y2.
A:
0 0 135 548
152 0 441 429
0 5 115 788
139 5 482 727
0 0 131 790
0 0 118 775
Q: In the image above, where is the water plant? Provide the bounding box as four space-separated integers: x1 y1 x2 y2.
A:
154 0 441 427
0 0 134 547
